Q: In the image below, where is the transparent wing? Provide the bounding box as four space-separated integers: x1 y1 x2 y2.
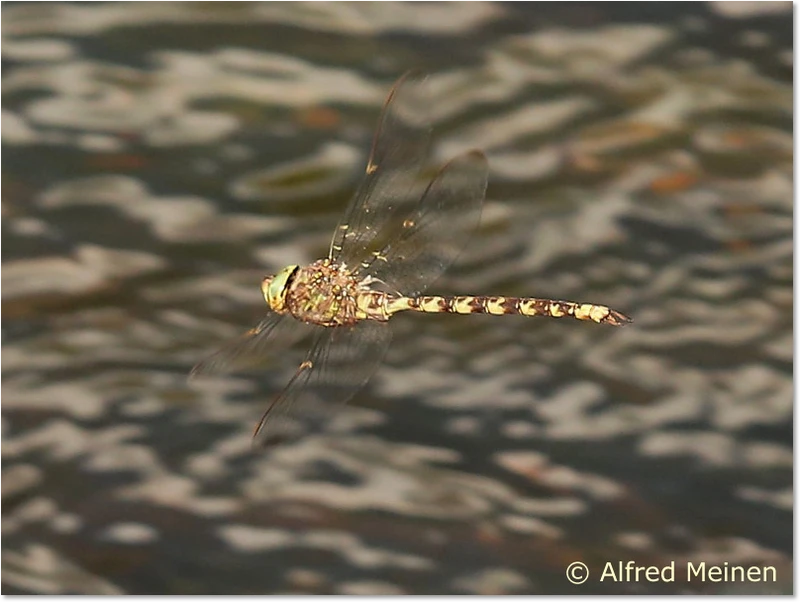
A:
329 70 431 269
358 150 488 296
252 320 392 448
189 313 314 378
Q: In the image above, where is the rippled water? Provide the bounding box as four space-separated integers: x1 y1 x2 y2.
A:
2 2 792 595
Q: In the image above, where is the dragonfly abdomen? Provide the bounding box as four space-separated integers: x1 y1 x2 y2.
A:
391 294 631 326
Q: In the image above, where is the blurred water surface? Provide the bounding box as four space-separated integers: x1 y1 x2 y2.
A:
2 2 792 594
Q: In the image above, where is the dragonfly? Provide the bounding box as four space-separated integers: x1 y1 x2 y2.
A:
190 71 631 447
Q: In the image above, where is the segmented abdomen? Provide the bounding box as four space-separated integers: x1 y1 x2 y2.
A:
404 295 631 326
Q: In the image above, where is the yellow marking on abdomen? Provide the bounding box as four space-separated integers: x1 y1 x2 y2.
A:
574 303 592 321
589 304 611 323
384 296 414 315
518 299 544 317
418 296 443 313
452 296 475 314
485 296 507 315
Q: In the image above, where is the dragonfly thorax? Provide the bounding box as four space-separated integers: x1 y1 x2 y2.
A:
282 258 366 327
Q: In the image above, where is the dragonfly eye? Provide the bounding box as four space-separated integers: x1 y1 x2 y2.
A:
262 265 298 312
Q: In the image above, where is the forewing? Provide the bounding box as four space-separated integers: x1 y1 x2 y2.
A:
252 321 392 448
359 150 488 296
329 71 431 269
189 313 314 378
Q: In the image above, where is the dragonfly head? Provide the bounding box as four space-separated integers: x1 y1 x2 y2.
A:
262 265 298 312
